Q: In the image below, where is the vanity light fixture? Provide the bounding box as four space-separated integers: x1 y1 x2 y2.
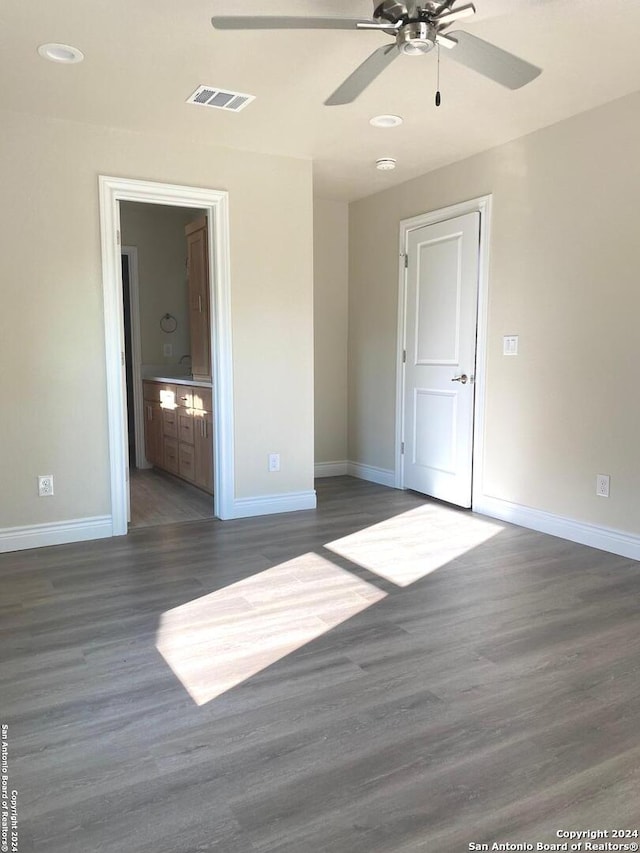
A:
38 43 85 64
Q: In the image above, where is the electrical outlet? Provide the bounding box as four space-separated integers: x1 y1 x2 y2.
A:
163 343 173 357
268 453 280 473
596 474 610 498
38 475 54 497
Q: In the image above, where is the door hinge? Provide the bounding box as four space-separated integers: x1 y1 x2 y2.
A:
401 441 405 455
403 254 408 269
402 349 406 364
121 351 125 367
117 229 121 246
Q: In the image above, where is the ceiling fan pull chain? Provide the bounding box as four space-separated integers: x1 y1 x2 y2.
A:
435 43 442 106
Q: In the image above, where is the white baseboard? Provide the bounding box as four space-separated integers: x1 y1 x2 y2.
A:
0 516 113 554
347 461 396 488
475 495 640 562
314 461 348 478
231 490 317 519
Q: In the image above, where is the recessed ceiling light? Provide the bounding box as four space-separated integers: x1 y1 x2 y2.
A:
370 115 403 128
376 158 397 171
38 43 84 64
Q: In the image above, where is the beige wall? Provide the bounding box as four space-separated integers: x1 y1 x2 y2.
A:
120 202 199 371
313 197 349 465
0 110 314 529
349 91 640 534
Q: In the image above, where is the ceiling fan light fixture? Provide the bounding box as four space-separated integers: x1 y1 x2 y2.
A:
401 41 431 55
376 157 397 171
370 114 403 128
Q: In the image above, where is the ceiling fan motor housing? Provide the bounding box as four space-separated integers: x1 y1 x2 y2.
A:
373 1 443 22
373 1 410 23
373 1 440 54
397 21 437 54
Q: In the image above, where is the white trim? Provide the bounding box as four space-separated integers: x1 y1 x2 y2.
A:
232 491 317 519
121 246 148 469
395 245 408 489
395 194 493 507
0 517 112 554
314 461 349 478
470 197 492 511
475 495 640 563
99 176 235 535
347 462 396 488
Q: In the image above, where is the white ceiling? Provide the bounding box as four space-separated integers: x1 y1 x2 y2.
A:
3 0 640 200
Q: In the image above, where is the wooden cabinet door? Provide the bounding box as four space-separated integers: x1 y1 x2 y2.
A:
185 217 211 380
179 442 196 484
163 437 179 475
144 402 163 467
194 412 214 494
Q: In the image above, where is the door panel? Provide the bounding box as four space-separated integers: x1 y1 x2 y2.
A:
403 211 479 507
415 237 461 364
413 389 457 473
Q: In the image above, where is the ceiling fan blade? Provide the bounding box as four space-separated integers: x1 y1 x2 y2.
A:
211 16 371 31
325 44 399 106
437 4 476 25
446 30 542 89
356 21 401 31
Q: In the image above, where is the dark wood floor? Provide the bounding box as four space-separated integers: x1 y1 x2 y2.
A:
1 477 639 852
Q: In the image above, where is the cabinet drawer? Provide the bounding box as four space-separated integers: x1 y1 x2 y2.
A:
187 387 212 412
174 386 212 411
178 410 194 444
143 382 178 408
176 387 194 408
163 437 179 475
162 409 178 439
179 442 196 482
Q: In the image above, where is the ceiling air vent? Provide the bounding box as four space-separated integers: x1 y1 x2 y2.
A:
187 85 255 113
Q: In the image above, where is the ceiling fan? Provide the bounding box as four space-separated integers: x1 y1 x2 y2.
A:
211 1 542 105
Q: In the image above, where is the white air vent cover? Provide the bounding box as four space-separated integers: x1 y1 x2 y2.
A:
187 85 255 113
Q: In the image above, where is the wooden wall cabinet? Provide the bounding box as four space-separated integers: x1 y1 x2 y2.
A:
185 216 211 381
142 380 213 495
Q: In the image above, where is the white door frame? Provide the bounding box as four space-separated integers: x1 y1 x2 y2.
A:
395 194 492 507
120 245 148 470
99 176 235 534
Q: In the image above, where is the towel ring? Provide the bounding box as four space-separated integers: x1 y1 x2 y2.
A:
160 313 177 333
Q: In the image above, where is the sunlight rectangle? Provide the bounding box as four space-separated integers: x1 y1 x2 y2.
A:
326 504 504 587
155 554 386 705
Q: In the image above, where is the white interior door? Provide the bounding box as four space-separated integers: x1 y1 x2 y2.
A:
402 211 480 507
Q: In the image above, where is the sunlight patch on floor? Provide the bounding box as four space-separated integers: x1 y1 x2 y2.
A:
155 553 386 705
325 504 505 587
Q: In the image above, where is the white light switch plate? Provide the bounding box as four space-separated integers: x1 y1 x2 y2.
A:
503 335 519 356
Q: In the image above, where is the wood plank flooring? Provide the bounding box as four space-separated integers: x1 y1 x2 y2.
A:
1 477 639 852
129 468 214 528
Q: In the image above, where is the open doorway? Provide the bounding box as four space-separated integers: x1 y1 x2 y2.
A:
120 202 214 529
99 176 235 536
